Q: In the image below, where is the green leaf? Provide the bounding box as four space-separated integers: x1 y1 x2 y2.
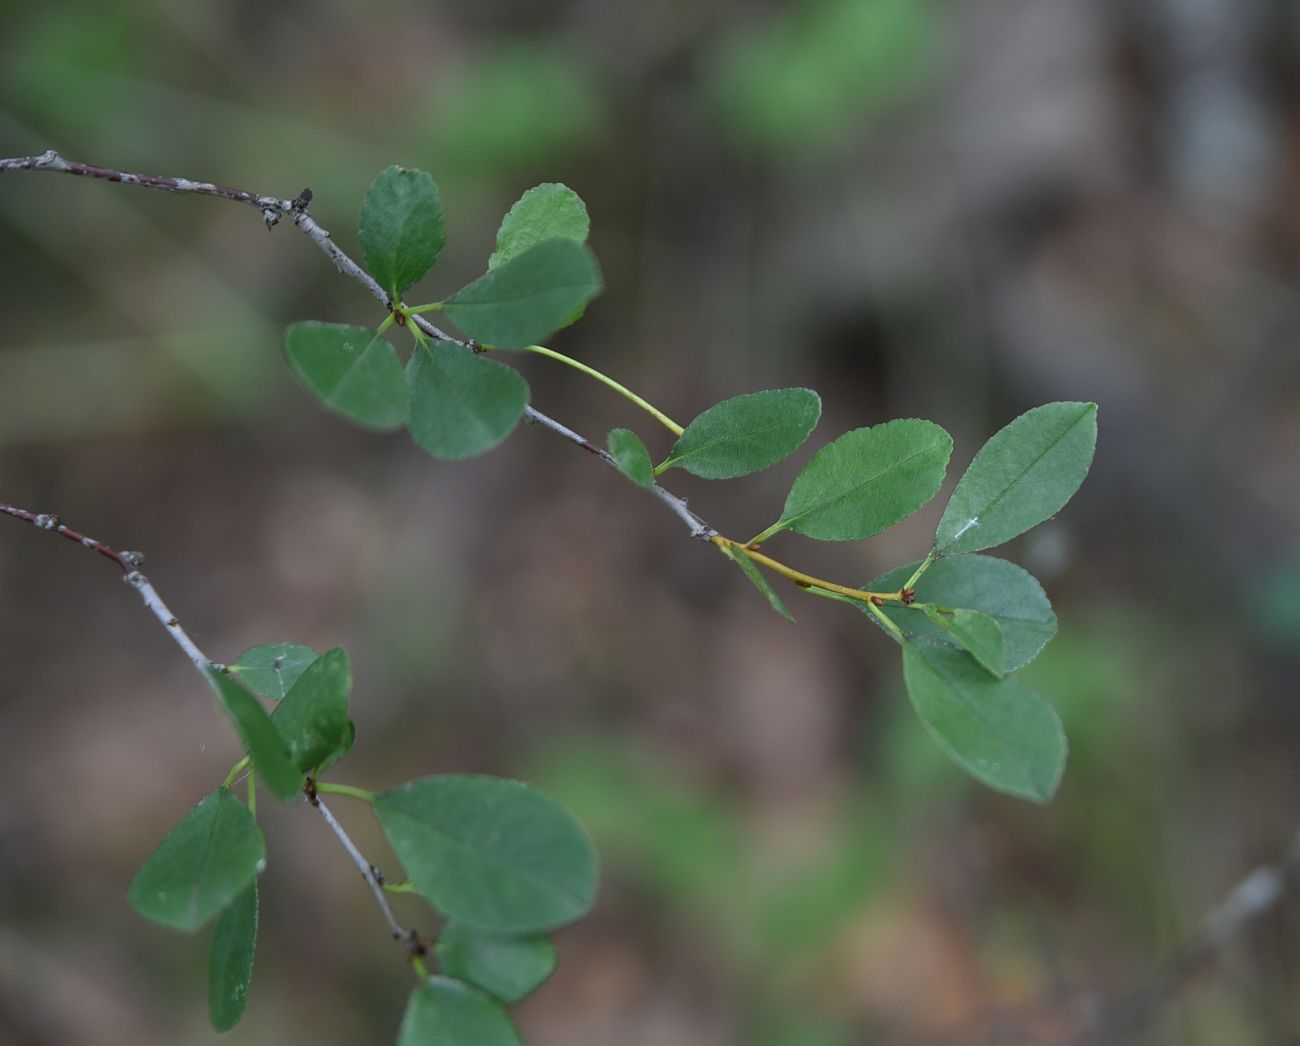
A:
490 183 590 270
441 240 602 348
607 428 654 487
128 788 266 932
934 402 1097 554
436 921 557 1004
398 979 522 1046
374 774 598 934
406 342 530 460
358 166 445 298
283 322 408 431
208 881 258 1032
206 669 303 802
270 647 352 773
719 542 795 622
868 556 1056 672
901 642 1067 803
763 419 952 542
230 643 320 701
659 388 821 479
922 607 1004 677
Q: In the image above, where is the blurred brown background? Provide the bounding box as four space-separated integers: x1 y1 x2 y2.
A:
2 1 1299 1043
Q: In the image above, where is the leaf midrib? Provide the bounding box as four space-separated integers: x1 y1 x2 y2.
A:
781 437 944 530
664 414 809 469
382 803 588 914
913 651 1053 796
940 406 1092 548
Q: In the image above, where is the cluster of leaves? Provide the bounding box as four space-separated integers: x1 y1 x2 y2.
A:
125 163 1096 1043
128 643 595 1043
280 164 1098 802
285 167 599 460
613 390 1097 802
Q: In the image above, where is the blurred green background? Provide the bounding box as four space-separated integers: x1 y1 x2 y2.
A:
2 1 1299 1043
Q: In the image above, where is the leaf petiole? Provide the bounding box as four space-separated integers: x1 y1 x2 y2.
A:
494 344 684 436
314 781 377 804
222 755 251 790
865 599 905 642
904 551 937 591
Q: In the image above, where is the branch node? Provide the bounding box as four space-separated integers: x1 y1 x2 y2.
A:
122 549 146 569
261 208 280 230
291 187 313 212
901 587 916 605
33 513 61 531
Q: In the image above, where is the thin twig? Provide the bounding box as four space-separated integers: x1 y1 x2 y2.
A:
0 151 713 545
1064 826 1300 1044
0 503 213 675
308 792 421 954
0 500 416 955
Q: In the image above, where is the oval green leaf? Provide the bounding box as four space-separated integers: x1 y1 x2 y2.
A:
270 646 352 773
934 401 1097 554
398 978 522 1046
406 342 530 460
489 183 590 270
659 388 821 480
762 419 952 542
230 642 320 701
358 166 446 298
374 774 598 934
607 428 654 488
283 322 408 430
868 556 1056 673
208 881 258 1032
436 921 557 1004
922 606 1004 677
128 788 266 932
902 642 1067 803
441 240 602 348
206 668 303 802
719 542 794 622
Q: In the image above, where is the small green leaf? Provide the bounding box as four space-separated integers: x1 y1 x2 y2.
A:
436 921 557 1004
208 881 258 1032
934 402 1097 554
128 788 266 932
398 979 522 1046
719 543 795 622
922 607 1005 677
270 647 352 773
230 643 320 701
406 342 530 460
374 774 598 934
763 419 952 542
358 166 446 298
660 388 821 479
868 556 1056 672
607 428 654 487
442 240 602 348
283 322 408 431
902 642 1067 803
490 183 590 270
206 669 302 802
